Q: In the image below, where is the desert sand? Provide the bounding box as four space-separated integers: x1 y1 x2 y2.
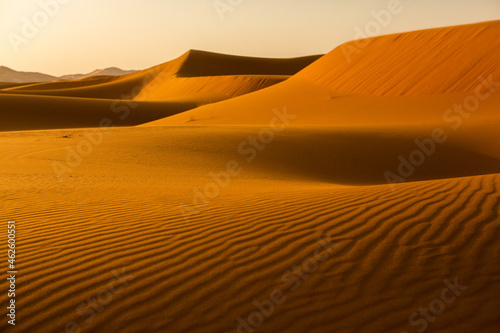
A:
0 51 320 131
0 21 499 333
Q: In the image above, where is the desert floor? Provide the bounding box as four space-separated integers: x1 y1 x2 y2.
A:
0 125 499 332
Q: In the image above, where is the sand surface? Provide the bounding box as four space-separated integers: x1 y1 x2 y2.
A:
0 126 499 332
0 21 499 333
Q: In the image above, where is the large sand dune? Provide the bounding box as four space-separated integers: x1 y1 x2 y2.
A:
1 51 320 101
146 21 500 127
0 20 499 333
297 20 500 96
0 51 320 131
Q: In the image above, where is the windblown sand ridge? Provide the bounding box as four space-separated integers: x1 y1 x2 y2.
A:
295 20 500 96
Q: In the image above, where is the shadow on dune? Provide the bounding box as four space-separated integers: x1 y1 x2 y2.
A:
250 130 500 185
0 94 198 131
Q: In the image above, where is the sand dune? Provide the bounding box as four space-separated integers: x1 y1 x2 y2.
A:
147 21 500 127
1 75 123 93
1 51 320 101
0 93 199 131
0 126 498 333
175 50 322 77
0 82 29 89
133 50 319 102
0 51 320 131
296 21 500 96
1 65 169 99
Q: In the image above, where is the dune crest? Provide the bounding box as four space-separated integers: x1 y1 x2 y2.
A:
1 50 321 101
0 51 320 131
295 20 500 96
146 20 500 126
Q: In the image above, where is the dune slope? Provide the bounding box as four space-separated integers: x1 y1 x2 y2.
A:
296 20 500 96
0 51 321 131
0 94 198 131
147 20 500 127
1 51 321 101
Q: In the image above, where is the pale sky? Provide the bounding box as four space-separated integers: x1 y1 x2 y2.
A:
0 0 499 76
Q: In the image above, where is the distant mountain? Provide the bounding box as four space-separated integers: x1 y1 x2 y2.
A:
0 66 57 83
0 66 137 83
59 67 138 80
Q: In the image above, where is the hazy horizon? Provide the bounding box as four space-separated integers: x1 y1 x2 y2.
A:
1 0 499 76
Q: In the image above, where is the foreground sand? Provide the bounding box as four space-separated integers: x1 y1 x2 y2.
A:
0 126 499 332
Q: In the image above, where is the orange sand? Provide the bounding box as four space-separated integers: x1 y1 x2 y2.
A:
0 20 499 333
